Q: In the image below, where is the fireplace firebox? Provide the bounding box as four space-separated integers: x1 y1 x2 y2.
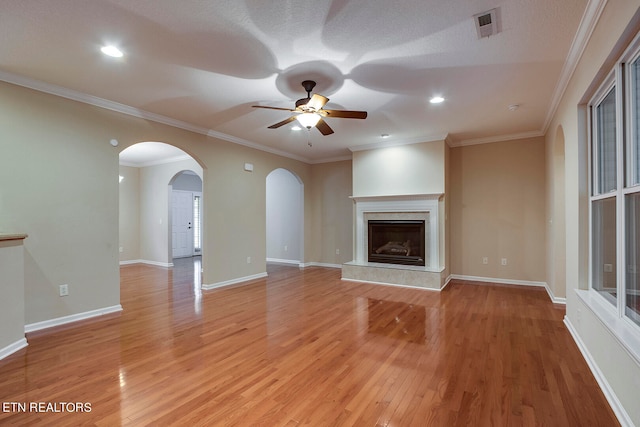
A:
368 220 425 266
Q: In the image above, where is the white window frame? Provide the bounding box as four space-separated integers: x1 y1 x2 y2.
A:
585 31 640 364
589 74 617 198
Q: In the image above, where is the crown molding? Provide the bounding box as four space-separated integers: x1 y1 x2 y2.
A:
451 130 545 147
542 0 608 134
0 70 314 164
307 154 353 164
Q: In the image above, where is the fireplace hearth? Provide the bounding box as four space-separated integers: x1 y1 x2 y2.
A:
368 220 425 266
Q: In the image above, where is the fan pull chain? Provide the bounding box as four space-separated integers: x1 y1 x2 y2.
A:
307 129 312 147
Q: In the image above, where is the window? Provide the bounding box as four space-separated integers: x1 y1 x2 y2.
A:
589 43 640 329
591 197 617 303
629 56 640 187
626 193 640 323
193 195 201 253
595 87 617 194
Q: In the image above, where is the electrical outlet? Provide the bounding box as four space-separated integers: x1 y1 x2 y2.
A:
604 263 613 273
501 258 507 266
119 246 123 253
336 249 340 255
59 284 69 297
482 257 488 265
246 256 251 264
284 245 288 252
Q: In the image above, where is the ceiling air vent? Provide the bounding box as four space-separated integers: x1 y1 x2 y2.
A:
474 8 500 39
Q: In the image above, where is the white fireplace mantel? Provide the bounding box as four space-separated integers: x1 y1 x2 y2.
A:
350 194 442 270
350 193 443 204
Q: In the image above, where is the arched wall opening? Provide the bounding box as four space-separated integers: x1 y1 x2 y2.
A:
169 171 203 259
265 168 304 266
118 141 204 267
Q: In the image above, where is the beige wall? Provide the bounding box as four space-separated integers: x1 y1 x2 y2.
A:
443 142 451 277
352 141 446 197
119 165 140 262
0 240 26 352
545 126 567 299
450 137 546 283
309 160 353 265
197 140 311 284
545 1 640 424
0 78 351 325
0 82 121 324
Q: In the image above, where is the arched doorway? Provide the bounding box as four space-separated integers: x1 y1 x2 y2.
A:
118 142 204 267
169 170 203 259
265 168 304 266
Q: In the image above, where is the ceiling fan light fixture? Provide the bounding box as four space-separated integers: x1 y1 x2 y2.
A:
430 96 445 104
252 80 366 136
296 112 320 129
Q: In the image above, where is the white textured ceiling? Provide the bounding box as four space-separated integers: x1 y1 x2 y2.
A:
0 0 589 163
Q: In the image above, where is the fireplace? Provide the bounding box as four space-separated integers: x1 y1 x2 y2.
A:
343 194 445 290
368 220 425 266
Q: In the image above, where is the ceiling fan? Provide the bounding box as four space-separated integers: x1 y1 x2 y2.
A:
252 80 367 135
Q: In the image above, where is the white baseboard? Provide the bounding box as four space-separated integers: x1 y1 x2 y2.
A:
266 258 301 266
564 316 633 427
24 305 123 333
0 338 28 361
119 259 173 268
202 272 268 291
449 274 564 304
544 286 567 305
442 274 453 290
300 262 342 269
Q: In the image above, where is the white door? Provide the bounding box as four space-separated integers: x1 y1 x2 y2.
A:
172 190 193 258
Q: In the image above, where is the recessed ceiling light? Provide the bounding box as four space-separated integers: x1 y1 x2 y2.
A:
430 96 445 104
381 134 390 138
508 104 520 111
101 45 123 58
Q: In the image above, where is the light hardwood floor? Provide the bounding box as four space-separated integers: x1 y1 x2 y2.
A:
0 259 619 426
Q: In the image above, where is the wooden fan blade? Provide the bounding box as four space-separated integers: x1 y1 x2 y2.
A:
252 105 296 112
268 116 297 129
306 94 329 111
321 109 367 119
315 118 334 135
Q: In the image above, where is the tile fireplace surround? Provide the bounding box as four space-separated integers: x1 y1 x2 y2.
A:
342 194 447 290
